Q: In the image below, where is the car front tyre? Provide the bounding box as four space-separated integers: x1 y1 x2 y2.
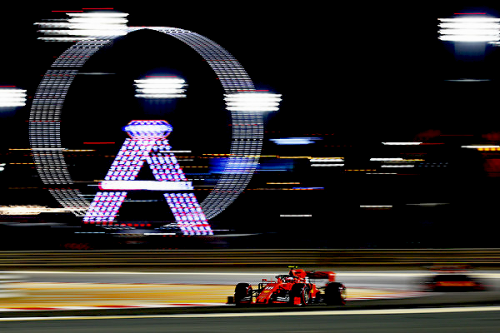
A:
234 283 252 306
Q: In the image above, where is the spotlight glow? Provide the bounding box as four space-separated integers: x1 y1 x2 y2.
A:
36 10 129 41
224 91 281 112
438 16 500 42
0 87 27 107
134 77 187 99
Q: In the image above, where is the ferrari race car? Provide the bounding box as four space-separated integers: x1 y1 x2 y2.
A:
228 267 346 306
421 265 486 292
422 273 486 292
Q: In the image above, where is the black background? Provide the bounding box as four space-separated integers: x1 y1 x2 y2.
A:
0 2 500 249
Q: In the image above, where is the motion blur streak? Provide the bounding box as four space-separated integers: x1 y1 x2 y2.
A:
382 142 422 145
270 138 320 145
0 205 69 215
462 145 500 149
1 249 500 268
311 164 344 167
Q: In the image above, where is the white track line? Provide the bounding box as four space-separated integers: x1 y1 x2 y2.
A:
1 306 500 321
0 303 229 312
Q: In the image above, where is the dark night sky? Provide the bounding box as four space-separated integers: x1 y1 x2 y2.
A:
0 3 488 140
1 3 500 247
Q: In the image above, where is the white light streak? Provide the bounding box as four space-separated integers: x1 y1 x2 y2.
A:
381 165 415 168
440 17 500 23
224 91 281 112
40 29 127 37
134 77 187 99
280 214 312 217
406 203 449 207
438 16 500 42
99 180 194 191
36 11 129 41
38 37 96 42
309 157 344 162
0 205 70 215
445 79 490 82
144 233 177 236
382 142 422 145
310 157 344 167
271 138 320 145
0 88 27 107
462 145 500 149
370 158 404 161
366 172 397 175
360 205 393 209
311 164 344 167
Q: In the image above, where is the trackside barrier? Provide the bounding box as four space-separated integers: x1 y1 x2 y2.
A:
0 249 499 269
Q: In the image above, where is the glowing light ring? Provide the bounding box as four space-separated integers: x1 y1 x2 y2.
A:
29 27 268 219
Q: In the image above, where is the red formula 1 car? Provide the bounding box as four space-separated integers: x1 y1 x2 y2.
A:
423 273 486 292
421 265 487 292
229 267 346 306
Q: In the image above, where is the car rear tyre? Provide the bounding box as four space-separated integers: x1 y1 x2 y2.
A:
234 283 252 306
325 282 346 305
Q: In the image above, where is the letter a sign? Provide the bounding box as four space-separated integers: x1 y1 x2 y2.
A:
83 120 213 235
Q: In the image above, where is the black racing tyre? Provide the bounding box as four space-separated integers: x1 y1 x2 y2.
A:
313 291 323 304
289 283 311 306
234 283 252 306
324 282 346 305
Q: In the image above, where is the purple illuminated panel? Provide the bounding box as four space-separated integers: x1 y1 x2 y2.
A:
83 120 213 235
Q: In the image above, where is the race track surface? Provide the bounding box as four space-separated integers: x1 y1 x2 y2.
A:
0 270 498 315
1 306 500 333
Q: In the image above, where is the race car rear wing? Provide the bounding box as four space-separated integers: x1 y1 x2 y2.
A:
287 266 336 282
306 271 336 282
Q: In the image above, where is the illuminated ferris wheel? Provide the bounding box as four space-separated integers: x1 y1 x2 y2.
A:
29 11 281 227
